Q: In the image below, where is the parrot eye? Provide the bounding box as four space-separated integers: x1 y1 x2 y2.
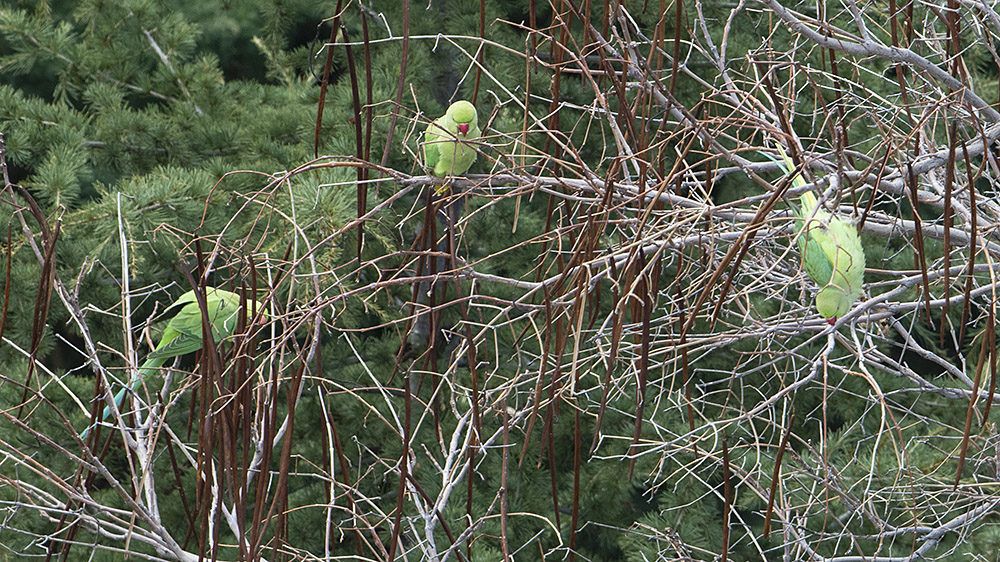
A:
458 123 469 135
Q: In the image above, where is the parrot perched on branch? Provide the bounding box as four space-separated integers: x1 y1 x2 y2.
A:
84 287 264 436
776 149 866 324
798 191 866 323
423 100 481 194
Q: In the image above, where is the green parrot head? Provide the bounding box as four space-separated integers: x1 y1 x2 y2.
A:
447 100 478 136
815 287 852 324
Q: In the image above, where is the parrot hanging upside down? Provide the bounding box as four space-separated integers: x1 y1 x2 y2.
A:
83 287 264 437
782 154 866 325
423 100 481 194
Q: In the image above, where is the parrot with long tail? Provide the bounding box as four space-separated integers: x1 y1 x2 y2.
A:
775 148 866 324
83 287 263 437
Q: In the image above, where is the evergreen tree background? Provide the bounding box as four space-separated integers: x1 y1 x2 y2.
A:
2 0 1000 560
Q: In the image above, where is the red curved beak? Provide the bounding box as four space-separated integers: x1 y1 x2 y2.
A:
827 317 837 326
457 123 469 136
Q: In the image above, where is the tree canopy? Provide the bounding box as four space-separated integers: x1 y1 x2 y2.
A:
2 0 1000 561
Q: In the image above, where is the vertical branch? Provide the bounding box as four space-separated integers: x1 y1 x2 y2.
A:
379 0 410 169
907 164 933 324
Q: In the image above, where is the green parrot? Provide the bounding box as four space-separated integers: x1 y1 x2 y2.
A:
423 100 481 194
779 151 866 324
85 288 264 436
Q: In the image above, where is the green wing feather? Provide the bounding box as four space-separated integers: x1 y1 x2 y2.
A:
798 192 836 284
91 288 262 432
423 116 446 171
